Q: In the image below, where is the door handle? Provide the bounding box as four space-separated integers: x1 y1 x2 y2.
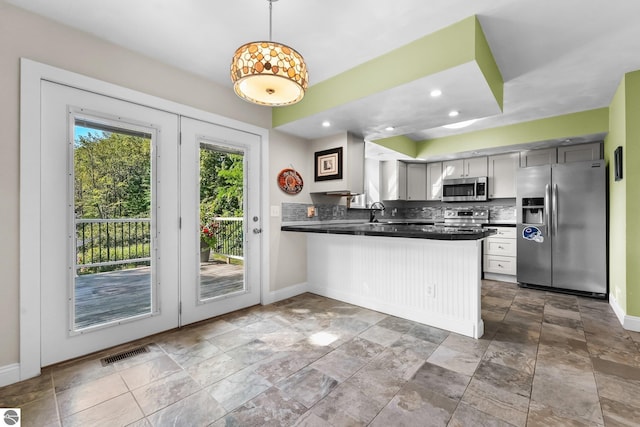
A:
544 184 551 230
252 228 262 234
552 183 558 236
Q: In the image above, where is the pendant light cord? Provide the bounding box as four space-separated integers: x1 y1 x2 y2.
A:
268 0 273 41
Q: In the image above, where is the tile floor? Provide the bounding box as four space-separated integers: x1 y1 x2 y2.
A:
2 280 640 426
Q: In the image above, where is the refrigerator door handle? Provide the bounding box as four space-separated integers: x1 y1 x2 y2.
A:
552 183 558 236
544 184 551 229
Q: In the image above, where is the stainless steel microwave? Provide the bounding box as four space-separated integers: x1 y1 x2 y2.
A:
441 176 488 202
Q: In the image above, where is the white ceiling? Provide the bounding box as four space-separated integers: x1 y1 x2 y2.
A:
9 0 640 143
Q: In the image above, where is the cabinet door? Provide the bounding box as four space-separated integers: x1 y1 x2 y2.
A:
426 162 443 201
483 255 517 275
520 148 557 167
381 161 406 200
406 163 427 200
557 142 602 163
443 159 464 178
488 153 519 198
485 238 517 257
465 156 488 177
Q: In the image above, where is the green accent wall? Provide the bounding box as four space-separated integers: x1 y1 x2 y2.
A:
474 18 503 111
606 77 627 312
415 109 608 159
606 70 640 317
371 135 417 158
273 16 502 127
626 72 640 316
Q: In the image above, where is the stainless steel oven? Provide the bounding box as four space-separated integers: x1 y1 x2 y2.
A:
443 208 489 229
442 176 488 202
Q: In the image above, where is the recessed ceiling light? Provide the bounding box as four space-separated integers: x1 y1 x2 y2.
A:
448 110 460 117
385 126 395 131
430 89 442 97
322 121 331 127
443 118 479 129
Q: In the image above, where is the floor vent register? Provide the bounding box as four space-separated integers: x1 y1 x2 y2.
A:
100 345 150 366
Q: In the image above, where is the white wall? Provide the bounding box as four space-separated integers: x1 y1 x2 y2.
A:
268 130 312 295
0 2 309 370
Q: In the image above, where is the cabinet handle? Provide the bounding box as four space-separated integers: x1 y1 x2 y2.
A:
498 264 503 268
498 245 504 249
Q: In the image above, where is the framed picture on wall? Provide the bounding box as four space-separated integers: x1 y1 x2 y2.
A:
314 147 343 181
614 146 623 181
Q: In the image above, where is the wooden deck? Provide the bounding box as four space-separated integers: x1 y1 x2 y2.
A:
74 261 244 329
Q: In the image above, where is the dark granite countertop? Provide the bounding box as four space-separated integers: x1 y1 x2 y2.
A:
281 222 496 240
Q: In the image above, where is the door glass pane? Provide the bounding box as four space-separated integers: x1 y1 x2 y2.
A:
73 121 153 330
199 143 245 300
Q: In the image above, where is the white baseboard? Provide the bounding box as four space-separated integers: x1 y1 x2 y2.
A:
0 363 21 387
609 295 640 332
263 282 308 305
483 273 517 283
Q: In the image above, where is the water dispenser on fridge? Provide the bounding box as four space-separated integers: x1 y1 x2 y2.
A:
522 197 544 225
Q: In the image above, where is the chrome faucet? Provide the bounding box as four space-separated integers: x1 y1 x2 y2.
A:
369 201 386 222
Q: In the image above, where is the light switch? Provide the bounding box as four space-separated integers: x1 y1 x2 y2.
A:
270 205 280 217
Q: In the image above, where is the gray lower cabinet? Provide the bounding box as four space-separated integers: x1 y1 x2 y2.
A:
483 226 517 282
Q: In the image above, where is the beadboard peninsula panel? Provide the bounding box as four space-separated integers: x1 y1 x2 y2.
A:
307 233 484 338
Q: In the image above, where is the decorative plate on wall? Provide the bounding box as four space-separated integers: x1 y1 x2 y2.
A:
277 168 303 194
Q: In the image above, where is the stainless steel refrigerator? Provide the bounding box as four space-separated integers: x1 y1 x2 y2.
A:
516 160 607 297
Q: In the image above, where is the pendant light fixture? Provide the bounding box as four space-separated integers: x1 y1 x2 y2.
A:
230 0 308 106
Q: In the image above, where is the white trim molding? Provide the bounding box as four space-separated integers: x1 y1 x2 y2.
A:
610 295 640 332
0 364 21 388
263 282 309 305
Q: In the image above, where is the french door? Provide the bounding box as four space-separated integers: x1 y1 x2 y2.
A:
179 117 262 325
40 81 180 365
39 82 262 366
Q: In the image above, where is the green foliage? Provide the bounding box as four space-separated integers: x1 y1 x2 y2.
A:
199 147 244 221
74 130 151 219
73 130 245 273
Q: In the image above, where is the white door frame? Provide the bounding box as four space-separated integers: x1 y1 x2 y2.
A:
19 58 270 381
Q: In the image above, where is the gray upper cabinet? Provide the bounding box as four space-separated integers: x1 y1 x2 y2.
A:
520 148 557 167
443 156 487 179
520 143 603 168
380 160 407 201
557 142 602 163
426 162 443 201
488 152 519 199
406 163 427 200
466 157 488 177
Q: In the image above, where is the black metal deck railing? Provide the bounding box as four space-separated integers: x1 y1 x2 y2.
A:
76 218 152 274
76 217 244 274
211 217 244 259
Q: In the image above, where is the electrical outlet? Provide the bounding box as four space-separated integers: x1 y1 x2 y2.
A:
426 284 436 298
307 206 316 217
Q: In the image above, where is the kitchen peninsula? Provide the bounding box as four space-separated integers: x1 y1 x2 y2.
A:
282 223 495 338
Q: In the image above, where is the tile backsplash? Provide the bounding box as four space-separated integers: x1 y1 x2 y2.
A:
282 201 516 223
